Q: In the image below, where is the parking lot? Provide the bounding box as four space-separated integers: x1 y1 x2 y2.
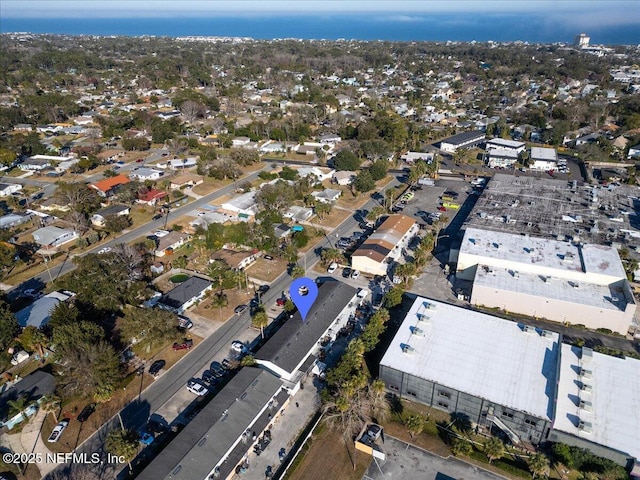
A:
362 435 506 480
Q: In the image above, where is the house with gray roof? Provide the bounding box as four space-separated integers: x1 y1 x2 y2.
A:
158 276 212 313
255 280 359 384
0 371 55 429
0 183 22 197
137 368 286 480
90 204 130 227
16 291 75 329
0 212 32 229
311 188 341 204
32 226 79 248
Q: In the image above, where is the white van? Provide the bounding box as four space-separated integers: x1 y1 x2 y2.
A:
11 350 30 366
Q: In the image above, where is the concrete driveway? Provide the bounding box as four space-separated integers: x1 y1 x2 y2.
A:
362 435 507 480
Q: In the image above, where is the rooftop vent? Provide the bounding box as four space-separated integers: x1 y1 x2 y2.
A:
541 329 555 338
411 326 425 337
578 420 593 433
523 325 536 334
582 347 593 364
417 314 430 322
579 400 593 412
581 383 593 394
422 301 435 310
579 368 593 379
402 344 415 354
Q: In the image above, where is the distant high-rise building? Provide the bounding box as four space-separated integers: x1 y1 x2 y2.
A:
575 33 590 48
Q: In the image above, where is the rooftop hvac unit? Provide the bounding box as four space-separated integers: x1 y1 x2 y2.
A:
422 301 435 310
402 344 415 354
580 368 593 379
580 383 593 393
579 400 593 412
411 326 425 337
578 420 593 433
524 325 536 334
582 347 593 363
417 314 430 322
541 330 554 338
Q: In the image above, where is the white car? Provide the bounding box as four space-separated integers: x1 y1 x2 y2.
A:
231 341 246 353
48 420 69 443
186 380 209 396
327 262 338 274
97 247 112 254
351 270 360 280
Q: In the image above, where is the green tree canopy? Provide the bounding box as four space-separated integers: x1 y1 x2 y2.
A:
333 150 361 171
0 300 19 351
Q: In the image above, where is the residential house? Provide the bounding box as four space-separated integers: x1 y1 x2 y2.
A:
0 183 22 197
628 144 640 159
16 290 75 329
297 167 335 183
129 167 164 181
168 157 197 170
231 136 251 147
351 214 418 276
211 249 258 270
18 157 51 172
0 371 55 430
400 151 434 164
90 204 130 227
311 188 341 204
154 231 190 257
38 197 71 213
137 188 168 206
90 174 131 197
170 173 204 190
220 191 259 219
0 212 32 229
332 171 355 186
274 223 292 239
32 226 79 249
158 276 213 313
319 134 342 145
283 206 313 222
188 210 233 231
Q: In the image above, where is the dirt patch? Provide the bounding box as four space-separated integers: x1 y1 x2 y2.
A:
245 257 288 283
287 425 370 480
192 288 254 322
311 207 352 229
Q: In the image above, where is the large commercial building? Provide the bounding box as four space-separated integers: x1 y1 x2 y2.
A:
255 281 359 387
351 214 418 276
379 297 640 471
457 227 634 334
530 147 558 171
380 297 559 445
439 130 485 153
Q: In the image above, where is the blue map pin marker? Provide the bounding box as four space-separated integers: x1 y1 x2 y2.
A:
289 277 318 321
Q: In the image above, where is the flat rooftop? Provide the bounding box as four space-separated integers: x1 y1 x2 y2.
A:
461 227 626 281
554 345 640 461
380 297 560 420
473 266 629 312
531 147 558 161
465 173 640 248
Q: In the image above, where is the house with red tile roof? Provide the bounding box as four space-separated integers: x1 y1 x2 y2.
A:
89 174 131 197
137 188 168 206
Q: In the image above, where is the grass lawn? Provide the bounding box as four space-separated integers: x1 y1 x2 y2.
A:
286 424 370 480
192 288 254 322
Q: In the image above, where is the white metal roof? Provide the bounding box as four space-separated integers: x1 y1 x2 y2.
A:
554 345 640 461
473 266 629 312
530 146 558 161
380 297 559 420
461 227 626 281
486 138 525 149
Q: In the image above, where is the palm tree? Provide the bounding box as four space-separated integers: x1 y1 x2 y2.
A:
368 379 390 423
320 248 345 266
210 292 228 320
384 187 398 212
40 394 61 422
394 262 417 283
405 414 425 438
366 206 385 224
528 452 549 479
290 265 305 279
483 437 505 464
315 202 332 220
451 438 473 457
7 396 30 419
251 309 269 339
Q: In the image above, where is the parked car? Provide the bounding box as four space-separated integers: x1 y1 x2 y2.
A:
210 361 226 375
234 304 248 314
172 339 193 350
97 247 112 255
351 270 360 280
437 206 447 212
202 370 217 384
221 358 232 369
178 315 193 329
77 404 95 423
48 420 69 443
276 298 286 306
342 267 352 278
139 431 155 446
186 379 208 396
231 341 246 353
148 359 166 376
136 158 144 163
147 418 168 435
327 262 338 274
258 284 270 294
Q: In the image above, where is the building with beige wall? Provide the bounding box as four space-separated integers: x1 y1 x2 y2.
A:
458 227 634 334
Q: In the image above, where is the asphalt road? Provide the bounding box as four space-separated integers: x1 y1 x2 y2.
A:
42 174 402 478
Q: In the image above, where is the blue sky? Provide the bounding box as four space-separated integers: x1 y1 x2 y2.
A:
1 0 638 29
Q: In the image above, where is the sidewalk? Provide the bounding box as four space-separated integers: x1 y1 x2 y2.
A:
243 383 320 480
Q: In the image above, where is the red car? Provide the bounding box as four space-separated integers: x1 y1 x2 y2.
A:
136 158 144 163
276 298 286 306
173 339 194 351
437 206 447 212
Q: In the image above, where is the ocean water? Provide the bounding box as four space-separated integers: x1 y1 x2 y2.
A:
1 15 639 45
